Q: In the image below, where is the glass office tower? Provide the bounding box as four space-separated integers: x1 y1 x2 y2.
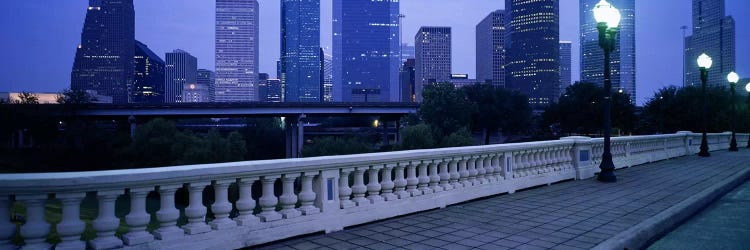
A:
476 10 506 88
281 0 321 102
215 0 260 102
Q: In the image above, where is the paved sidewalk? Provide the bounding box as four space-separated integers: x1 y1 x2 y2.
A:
256 150 750 250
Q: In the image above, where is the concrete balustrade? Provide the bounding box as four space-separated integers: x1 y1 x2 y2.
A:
0 132 743 250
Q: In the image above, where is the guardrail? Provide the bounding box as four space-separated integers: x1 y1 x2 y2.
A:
0 132 744 250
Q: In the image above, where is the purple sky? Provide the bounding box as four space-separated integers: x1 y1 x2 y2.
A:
0 0 748 105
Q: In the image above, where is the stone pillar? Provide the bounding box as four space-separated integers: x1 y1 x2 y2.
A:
298 172 320 215
0 196 15 250
438 160 452 191
153 185 183 240
90 190 125 249
279 173 301 219
258 176 282 222
405 162 421 196
561 136 594 180
351 167 369 206
18 194 50 250
428 162 442 193
380 164 398 201
183 182 211 235
314 169 340 214
123 187 155 246
55 193 86 250
366 166 384 204
235 177 260 226
393 163 409 199
285 116 301 158
210 180 236 230
338 169 356 209
417 162 432 195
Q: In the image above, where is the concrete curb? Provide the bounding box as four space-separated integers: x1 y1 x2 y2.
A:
593 167 750 250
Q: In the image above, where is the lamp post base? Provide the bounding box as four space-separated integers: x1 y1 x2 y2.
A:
729 134 738 151
597 158 617 183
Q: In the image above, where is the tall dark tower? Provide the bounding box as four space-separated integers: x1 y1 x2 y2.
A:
71 0 135 104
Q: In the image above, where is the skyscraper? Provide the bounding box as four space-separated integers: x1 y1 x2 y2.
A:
320 48 333 102
165 50 197 103
281 0 321 102
476 10 506 88
560 41 572 95
685 0 735 87
70 0 135 104
415 26 452 101
580 0 636 103
197 69 216 102
333 0 400 102
132 41 165 104
258 73 283 102
505 0 560 106
400 59 416 102
401 43 415 62
215 0 260 102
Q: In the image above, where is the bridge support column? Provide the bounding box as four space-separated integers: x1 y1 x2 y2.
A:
128 115 137 140
285 115 305 158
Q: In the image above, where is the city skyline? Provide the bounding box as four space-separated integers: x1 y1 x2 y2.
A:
2 0 750 105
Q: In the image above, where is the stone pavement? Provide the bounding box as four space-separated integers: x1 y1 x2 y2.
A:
255 150 750 250
647 179 750 250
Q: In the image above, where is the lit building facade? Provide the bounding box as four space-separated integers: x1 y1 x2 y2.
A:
476 10 506 88
333 0 400 102
400 59 416 102
321 49 333 102
132 41 165 104
415 26 452 101
165 49 197 103
259 73 283 102
559 41 572 95
684 0 735 87
580 0 636 103
197 69 216 102
215 0 260 102
70 0 135 104
449 74 480 89
401 43 415 63
505 0 560 106
281 0 321 102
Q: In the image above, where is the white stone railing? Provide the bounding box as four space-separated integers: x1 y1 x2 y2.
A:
0 132 743 250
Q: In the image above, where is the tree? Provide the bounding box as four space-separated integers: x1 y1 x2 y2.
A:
397 124 436 150
240 118 285 160
439 128 474 148
639 85 733 134
15 92 38 104
462 84 533 144
56 89 98 104
544 82 636 135
419 83 476 137
302 137 372 157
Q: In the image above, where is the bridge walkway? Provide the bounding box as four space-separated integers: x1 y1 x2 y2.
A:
256 150 750 250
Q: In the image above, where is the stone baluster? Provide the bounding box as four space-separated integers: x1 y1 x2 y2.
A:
351 167 370 205
439 160 452 191
483 155 495 182
124 187 154 246
393 164 409 199
258 176 282 222
540 149 549 173
366 166 384 204
531 150 541 174
417 162 433 195
338 169 356 208
235 177 260 226
90 190 124 249
0 196 15 250
476 156 487 184
298 172 320 215
428 161 442 192
468 156 479 186
458 158 470 187
183 182 211 234
380 164 398 201
405 162 421 196
279 174 302 219
153 185 183 241
210 180 236 230
55 193 86 250
449 159 460 188
493 155 504 180
17 194 50 250
514 152 523 178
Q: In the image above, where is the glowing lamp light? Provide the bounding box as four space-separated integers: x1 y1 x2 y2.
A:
697 53 712 69
593 0 621 28
727 72 739 84
745 82 750 93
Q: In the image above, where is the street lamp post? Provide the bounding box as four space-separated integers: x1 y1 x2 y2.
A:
747 82 750 148
697 53 713 157
593 0 621 183
727 72 739 151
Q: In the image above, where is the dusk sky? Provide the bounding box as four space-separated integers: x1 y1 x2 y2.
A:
1 0 748 105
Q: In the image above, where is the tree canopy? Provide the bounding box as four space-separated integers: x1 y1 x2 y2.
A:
543 82 636 135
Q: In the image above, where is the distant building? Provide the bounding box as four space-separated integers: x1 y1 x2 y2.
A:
70 0 135 104
476 10 506 88
684 0 735 87
400 59 416 102
132 41 165 104
281 0 321 102
321 49 333 102
165 50 197 103
559 41 572 95
259 73 283 102
401 43 415 62
183 83 210 103
333 0 400 102
215 0 260 102
580 0 636 103
0 92 59 104
415 26 452 101
449 74 479 89
197 69 216 102
505 0 560 106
